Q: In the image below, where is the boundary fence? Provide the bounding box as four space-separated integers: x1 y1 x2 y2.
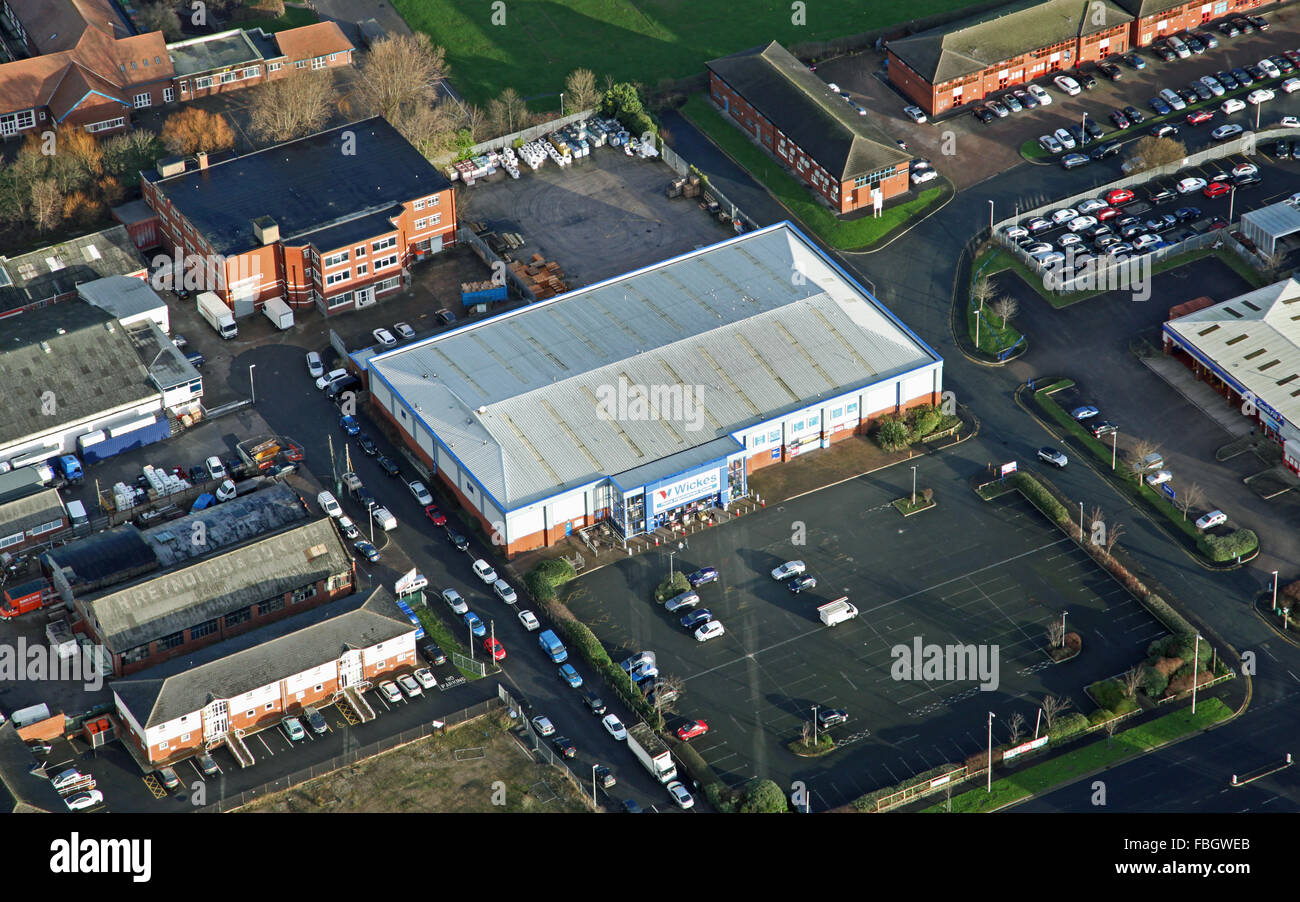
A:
660 142 760 233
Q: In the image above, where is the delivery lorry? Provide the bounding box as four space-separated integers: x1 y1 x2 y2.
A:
262 296 294 330
627 722 677 783
0 578 50 619
197 291 237 339
817 597 858 627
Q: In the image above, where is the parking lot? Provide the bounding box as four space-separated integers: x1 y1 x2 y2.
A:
461 141 734 288
561 459 1168 811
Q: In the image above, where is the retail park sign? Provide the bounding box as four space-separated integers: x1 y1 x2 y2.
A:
650 469 720 515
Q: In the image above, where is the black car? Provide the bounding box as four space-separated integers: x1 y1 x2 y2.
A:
1234 173 1261 188
687 567 719 587
1244 65 1266 83
973 106 996 124
1183 35 1204 54
1098 61 1122 80
1089 224 1114 239
1231 67 1252 87
552 736 577 759
789 575 818 593
1067 124 1088 146
1119 221 1144 239
1110 109 1130 129
1079 72 1097 89
184 350 205 368
1276 139 1292 161
1147 188 1176 205
326 375 361 401
376 454 400 477
1218 20 1239 37
1146 213 1177 231
1189 81 1213 101
1082 118 1104 140
1155 44 1177 63
680 608 713 630
1091 140 1122 160
304 707 329 735
583 691 607 714
356 433 378 456
446 529 470 551
1193 30 1217 50
1122 105 1144 124
595 765 616 789
1175 206 1201 222
1216 70 1238 90
621 798 643 813
421 642 447 665
1233 17 1254 35
1248 15 1268 31
816 708 849 729
189 465 207 483
1090 420 1118 438
356 487 376 509
1176 87 1198 105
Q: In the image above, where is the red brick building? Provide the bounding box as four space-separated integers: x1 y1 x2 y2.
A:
0 0 352 137
111 587 417 767
141 117 456 317
1116 0 1274 45
707 42 912 214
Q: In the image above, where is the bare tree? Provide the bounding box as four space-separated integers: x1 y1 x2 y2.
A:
1127 438 1161 477
565 68 600 113
1087 505 1106 547
351 34 447 121
1005 711 1026 746
460 103 487 143
653 674 685 716
970 272 995 309
991 295 1018 326
247 70 338 144
1258 249 1289 284
1124 135 1187 173
389 102 459 158
1121 666 1142 699
136 0 182 40
801 721 812 746
1040 694 1072 731
161 107 236 155
487 87 529 137
1045 618 1065 650
29 178 62 232
1104 715 1119 747
1103 520 1125 557
1175 482 1205 521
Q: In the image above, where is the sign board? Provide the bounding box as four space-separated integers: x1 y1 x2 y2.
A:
1002 735 1049 761
649 468 721 515
1161 483 1175 501
1000 461 1018 477
394 568 427 596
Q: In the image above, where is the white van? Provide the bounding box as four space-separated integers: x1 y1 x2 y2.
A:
66 499 89 532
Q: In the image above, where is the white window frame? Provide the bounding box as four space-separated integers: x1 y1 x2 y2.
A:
269 62 283 72
430 212 441 225
295 59 308 69
311 56 326 70
195 75 213 89
373 236 396 252
414 218 428 230
355 263 367 276
325 269 350 286
163 86 174 103
354 245 366 257
327 291 351 309
133 92 151 109
84 117 125 133
243 66 260 78
430 195 439 206
220 70 238 84
374 253 398 270
413 199 425 211
322 250 348 268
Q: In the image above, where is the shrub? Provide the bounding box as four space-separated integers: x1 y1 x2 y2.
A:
1197 528 1258 562
654 571 690 603
908 404 943 439
738 778 788 813
1090 679 1127 711
1140 664 1169 698
1153 656 1182 678
875 414 910 451
1051 713 1089 740
704 781 737 813
526 557 577 603
921 487 934 504
1063 632 1082 652
1013 472 1070 524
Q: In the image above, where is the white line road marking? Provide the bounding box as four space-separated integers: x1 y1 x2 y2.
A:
1289 670 1299 683
840 671 859 691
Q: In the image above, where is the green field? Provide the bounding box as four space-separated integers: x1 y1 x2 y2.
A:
391 0 979 107
237 6 318 34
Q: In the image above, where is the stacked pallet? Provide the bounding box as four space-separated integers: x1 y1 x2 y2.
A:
509 254 568 299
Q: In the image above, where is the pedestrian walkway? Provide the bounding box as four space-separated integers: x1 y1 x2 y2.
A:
1139 355 1252 438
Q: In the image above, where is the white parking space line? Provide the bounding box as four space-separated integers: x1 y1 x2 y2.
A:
258 734 275 756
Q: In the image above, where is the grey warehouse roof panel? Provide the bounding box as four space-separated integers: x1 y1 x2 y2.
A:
43 525 159 593
146 117 450 256
87 516 353 652
371 223 940 509
0 488 64 538
113 587 412 728
1241 202 1300 242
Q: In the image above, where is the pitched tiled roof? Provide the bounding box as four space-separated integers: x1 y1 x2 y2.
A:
46 61 128 122
268 21 353 61
1111 0 1192 16
706 42 910 182
7 0 128 55
887 0 1133 84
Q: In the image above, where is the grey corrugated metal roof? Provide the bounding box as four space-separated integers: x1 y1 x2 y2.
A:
1111 0 1189 17
0 302 156 456
87 516 353 652
141 483 310 567
706 42 910 181
166 29 261 77
888 0 1132 85
44 525 158 593
77 275 164 321
372 224 940 508
1241 202 1300 244
1166 278 1300 429
0 488 64 538
112 587 411 729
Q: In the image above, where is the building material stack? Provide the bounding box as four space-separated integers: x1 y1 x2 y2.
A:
509 254 569 299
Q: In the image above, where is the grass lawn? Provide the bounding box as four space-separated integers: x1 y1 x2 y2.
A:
236 6 317 33
392 0 978 108
680 94 945 249
892 495 936 515
968 302 1022 355
416 607 486 680
924 698 1233 813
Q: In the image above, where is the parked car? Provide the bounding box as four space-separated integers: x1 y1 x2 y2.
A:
372 327 397 346
1247 88 1275 106
1099 61 1122 81
817 708 850 728
1177 177 1207 194
65 790 104 811
695 620 726 642
1186 109 1214 125
1037 447 1068 468
447 529 469 551
464 611 486 637
421 643 447 665
553 736 577 759
903 105 927 123
771 560 806 580
687 567 719 587
1123 51 1146 69
1195 510 1227 530
408 480 433 505
677 719 710 741
1145 470 1173 486
532 715 556 736
493 579 517 604
198 753 219 775
666 780 695 809
397 673 423 697
1211 124 1243 140
442 588 468 614
602 714 627 740
356 433 377 456
1204 181 1232 198
973 106 996 124
1054 74 1082 95
665 590 701 612
1221 97 1246 115
393 321 415 340
484 637 507 661
789 575 818 593
1038 134 1063 154
1053 127 1077 150
1071 405 1099 420
680 608 713 630
559 663 583 687
518 609 540 631
1027 84 1052 105
379 680 403 703
472 559 498 583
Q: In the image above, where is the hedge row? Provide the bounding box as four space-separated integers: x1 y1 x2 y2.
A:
1197 528 1259 563
850 762 961 812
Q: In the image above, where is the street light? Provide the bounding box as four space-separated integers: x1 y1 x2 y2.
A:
1111 430 1118 471
591 764 598 806
911 465 918 505
988 199 994 232
1061 610 1068 645
367 501 376 545
1191 634 1202 714
1228 184 1237 224
560 92 564 116
249 363 256 404
1272 570 1280 610
811 704 819 748
987 711 996 792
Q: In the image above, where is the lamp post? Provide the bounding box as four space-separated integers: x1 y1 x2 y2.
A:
1272 570 1280 610
911 466 918 505
1111 430 1118 471
591 764 597 806
1228 184 1237 224
1191 634 1202 714
249 363 256 404
560 92 565 116
1061 610 1068 641
987 711 996 792
1079 501 1084 539
988 199 994 232
811 704 819 748
367 501 376 545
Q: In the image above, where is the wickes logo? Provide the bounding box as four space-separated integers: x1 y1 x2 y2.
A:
50 833 151 883
890 636 1000 691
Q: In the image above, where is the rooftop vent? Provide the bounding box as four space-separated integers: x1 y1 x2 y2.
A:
477 406 487 414
252 216 279 246
156 155 186 178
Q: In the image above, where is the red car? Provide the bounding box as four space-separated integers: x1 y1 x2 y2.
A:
1203 181 1231 198
1104 188 1134 206
484 637 506 661
1186 109 1214 125
676 720 710 741
424 504 447 526
1096 206 1120 221
282 442 304 462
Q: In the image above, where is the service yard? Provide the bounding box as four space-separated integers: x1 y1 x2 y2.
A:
562 462 1169 811
239 712 592 813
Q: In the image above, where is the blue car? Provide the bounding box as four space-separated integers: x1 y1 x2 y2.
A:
558 663 584 688
687 567 719 588
1123 52 1146 70
1148 96 1172 115
353 540 380 563
681 609 712 630
464 612 486 638
339 415 360 435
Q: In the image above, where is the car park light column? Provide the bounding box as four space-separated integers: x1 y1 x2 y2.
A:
367 501 376 544
1273 571 1279 610
249 364 256 404
591 764 597 806
1111 430 1118 470
987 711 996 792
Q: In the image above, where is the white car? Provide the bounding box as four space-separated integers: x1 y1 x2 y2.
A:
1233 162 1258 178
372 328 397 346
531 715 556 736
442 588 468 614
472 559 498 583
1057 233 1083 248
393 322 416 340
1077 198 1107 214
518 609 540 631
317 490 342 518
372 506 397 531
1280 115 1300 128
1053 127 1076 150
602 714 627 740
1258 59 1280 79
316 367 347 390
414 668 438 690
1050 207 1079 224
305 351 324 378
493 579 517 604
1026 83 1051 105
378 680 403 703
910 167 938 185
215 479 237 502
1066 215 1098 232
1221 97 1246 115
1053 75 1081 96
397 673 422 697
826 82 840 93
1176 177 1207 194
694 620 725 642
771 560 806 580
1038 134 1063 153
1247 88 1275 106
205 455 226 480
1195 510 1227 530
336 515 360 539
65 790 103 811
1283 78 1300 95
1132 233 1159 251
903 104 927 123
408 480 433 505
51 768 86 791
1144 470 1172 486
666 780 695 809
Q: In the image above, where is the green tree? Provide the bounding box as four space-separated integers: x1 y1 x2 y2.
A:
875 414 910 451
738 778 788 813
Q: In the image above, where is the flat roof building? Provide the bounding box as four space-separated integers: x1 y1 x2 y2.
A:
0 225 145 320
366 222 942 555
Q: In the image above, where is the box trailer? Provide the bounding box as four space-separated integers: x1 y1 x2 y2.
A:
262 296 294 330
818 598 858 627
627 723 677 783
